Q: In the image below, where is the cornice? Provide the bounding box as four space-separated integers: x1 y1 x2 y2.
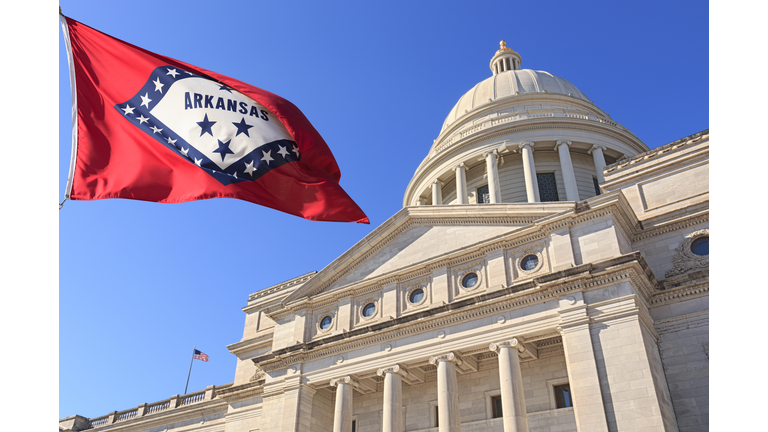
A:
431 93 639 155
214 381 265 403
604 129 708 177
253 253 657 372
632 211 708 242
226 331 274 357
247 271 317 303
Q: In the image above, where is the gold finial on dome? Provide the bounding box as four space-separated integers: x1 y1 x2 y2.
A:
496 40 512 54
490 40 521 75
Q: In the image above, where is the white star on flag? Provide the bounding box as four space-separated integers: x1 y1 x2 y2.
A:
137 115 149 124
140 93 152 108
150 125 163 134
261 150 274 165
277 145 290 158
194 158 202 166
153 77 164 93
121 104 135 115
166 136 177 145
166 68 179 78
244 160 257 176
180 147 189 157
292 145 300 157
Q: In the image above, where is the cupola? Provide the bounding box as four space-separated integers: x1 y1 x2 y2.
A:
489 40 521 74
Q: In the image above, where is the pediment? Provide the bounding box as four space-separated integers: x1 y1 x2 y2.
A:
284 203 575 303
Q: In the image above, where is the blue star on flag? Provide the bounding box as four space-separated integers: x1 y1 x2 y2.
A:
197 114 216 137
232 118 254 137
213 139 234 161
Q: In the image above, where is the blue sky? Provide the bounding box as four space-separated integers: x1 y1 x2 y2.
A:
9 0 716 426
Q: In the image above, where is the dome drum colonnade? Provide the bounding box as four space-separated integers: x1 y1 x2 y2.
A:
404 41 647 208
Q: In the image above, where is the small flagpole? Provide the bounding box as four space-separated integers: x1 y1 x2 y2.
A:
184 346 195 394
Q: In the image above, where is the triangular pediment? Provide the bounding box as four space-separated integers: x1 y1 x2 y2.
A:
284 203 575 303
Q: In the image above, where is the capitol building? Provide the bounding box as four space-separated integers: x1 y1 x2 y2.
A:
61 42 709 432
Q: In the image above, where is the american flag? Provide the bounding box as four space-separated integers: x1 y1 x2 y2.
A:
193 349 209 362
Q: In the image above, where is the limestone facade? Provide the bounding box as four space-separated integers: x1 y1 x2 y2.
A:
61 43 708 432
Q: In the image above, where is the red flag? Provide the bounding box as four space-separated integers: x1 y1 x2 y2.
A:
60 15 369 224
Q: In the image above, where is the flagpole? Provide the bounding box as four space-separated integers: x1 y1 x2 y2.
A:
184 346 195 394
59 7 79 208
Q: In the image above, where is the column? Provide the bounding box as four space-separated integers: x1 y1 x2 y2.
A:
432 180 443 205
330 376 357 432
555 140 580 201
429 352 463 432
588 144 607 183
455 163 468 204
489 339 529 432
377 365 408 432
484 150 500 203
519 142 540 203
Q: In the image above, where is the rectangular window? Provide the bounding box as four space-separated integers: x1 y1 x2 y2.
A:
435 406 439 427
351 420 356 432
536 172 559 202
477 184 490 204
491 395 503 418
553 384 573 408
593 177 601 196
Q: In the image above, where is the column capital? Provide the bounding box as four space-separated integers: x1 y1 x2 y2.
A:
329 375 360 388
483 149 499 159
554 140 573 151
489 338 526 354
519 141 534 150
454 162 467 171
432 179 444 187
428 351 463 366
377 364 409 377
588 144 607 154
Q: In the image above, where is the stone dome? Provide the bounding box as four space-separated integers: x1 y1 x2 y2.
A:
440 69 592 133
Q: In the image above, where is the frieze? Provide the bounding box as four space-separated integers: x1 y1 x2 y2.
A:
650 281 708 306
255 258 648 372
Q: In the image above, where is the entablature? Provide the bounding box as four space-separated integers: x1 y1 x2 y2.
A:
252 252 659 373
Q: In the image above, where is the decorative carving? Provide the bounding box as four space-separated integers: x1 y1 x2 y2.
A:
665 229 709 278
249 366 266 382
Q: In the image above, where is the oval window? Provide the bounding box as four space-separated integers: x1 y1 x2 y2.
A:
362 302 376 318
691 237 709 256
320 315 332 330
461 273 478 289
521 254 539 271
409 288 425 304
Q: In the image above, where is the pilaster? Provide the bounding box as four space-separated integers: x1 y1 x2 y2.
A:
557 292 610 432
